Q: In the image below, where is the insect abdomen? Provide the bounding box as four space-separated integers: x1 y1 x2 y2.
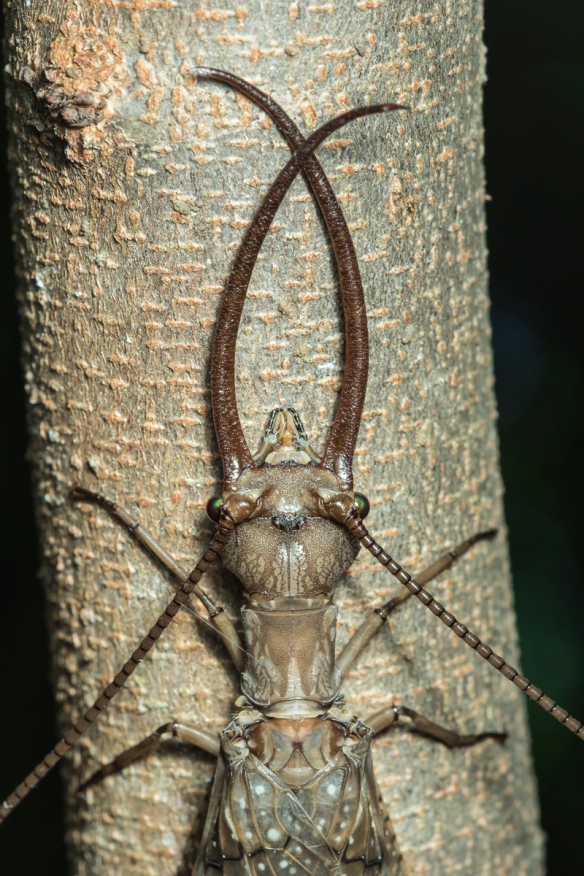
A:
196 709 407 875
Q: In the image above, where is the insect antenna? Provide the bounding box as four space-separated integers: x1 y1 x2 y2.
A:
194 67 380 488
205 84 405 489
343 513 584 741
0 514 235 824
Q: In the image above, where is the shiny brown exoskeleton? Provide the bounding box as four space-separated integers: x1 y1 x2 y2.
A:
2 70 583 876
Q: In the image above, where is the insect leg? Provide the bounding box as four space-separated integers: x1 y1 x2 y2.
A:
365 704 506 748
71 484 244 670
0 514 234 823
338 513 584 742
337 529 498 676
79 721 219 792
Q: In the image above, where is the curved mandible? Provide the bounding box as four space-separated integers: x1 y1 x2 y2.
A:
197 71 404 489
194 68 372 488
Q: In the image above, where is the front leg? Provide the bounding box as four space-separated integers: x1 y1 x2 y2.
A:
0 512 235 822
71 484 244 670
339 511 584 741
337 529 498 676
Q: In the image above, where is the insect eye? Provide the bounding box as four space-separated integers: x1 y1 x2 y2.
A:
354 493 370 519
206 495 223 522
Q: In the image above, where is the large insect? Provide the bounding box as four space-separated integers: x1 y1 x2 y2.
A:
2 69 582 875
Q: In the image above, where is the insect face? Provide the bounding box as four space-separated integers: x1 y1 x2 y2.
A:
211 408 360 599
219 465 361 601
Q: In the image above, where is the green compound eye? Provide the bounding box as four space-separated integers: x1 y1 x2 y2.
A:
206 495 224 522
354 493 370 519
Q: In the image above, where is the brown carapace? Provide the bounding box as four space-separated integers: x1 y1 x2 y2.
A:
2 70 582 876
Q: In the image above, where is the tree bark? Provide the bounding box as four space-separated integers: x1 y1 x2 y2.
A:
4 0 544 874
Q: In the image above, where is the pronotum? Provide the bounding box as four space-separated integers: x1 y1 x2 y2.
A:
2 68 582 875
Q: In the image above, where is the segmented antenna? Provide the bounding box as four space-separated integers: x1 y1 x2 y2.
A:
0 517 234 823
345 515 584 740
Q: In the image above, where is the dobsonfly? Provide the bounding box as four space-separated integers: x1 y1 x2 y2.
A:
2 69 583 875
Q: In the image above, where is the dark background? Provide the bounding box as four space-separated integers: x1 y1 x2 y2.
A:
1 1 583 872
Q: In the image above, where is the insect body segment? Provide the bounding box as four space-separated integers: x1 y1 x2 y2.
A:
202 708 404 876
193 393 400 872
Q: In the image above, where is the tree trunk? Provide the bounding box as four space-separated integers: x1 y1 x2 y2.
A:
4 0 544 874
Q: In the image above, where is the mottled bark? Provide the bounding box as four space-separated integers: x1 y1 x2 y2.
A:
4 1 544 874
